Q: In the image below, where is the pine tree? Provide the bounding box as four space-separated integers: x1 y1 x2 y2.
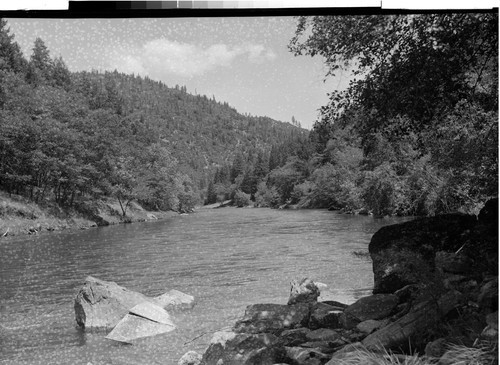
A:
0 18 26 73
52 56 71 89
230 152 245 183
254 150 269 179
206 180 217 204
27 37 53 85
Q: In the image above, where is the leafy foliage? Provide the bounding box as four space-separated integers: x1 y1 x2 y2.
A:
284 12 498 214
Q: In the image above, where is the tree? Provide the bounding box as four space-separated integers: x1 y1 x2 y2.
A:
254 150 269 180
230 151 245 183
27 37 53 85
290 14 498 135
206 180 217 204
289 13 498 214
51 56 71 89
0 18 26 73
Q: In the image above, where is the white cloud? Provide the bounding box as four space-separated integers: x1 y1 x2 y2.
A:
109 39 276 78
118 55 147 76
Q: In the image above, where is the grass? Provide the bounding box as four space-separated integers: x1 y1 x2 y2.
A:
0 192 95 236
333 342 498 365
0 192 178 237
438 342 498 365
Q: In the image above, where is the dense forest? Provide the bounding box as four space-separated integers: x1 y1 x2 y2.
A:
0 18 306 215
265 12 498 216
0 13 498 218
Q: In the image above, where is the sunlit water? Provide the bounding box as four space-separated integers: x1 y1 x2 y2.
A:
0 207 411 364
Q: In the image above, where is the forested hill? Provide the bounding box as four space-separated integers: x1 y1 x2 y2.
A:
71 70 306 180
0 18 306 214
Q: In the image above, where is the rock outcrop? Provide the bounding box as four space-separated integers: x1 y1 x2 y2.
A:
233 303 310 334
201 331 285 365
74 276 194 330
369 213 477 294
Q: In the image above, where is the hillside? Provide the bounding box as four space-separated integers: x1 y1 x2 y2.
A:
0 18 306 220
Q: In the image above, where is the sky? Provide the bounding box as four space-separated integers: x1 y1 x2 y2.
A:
5 16 352 129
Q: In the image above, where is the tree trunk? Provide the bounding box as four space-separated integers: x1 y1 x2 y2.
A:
117 197 127 217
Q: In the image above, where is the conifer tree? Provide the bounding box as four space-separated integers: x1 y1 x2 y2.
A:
0 18 26 73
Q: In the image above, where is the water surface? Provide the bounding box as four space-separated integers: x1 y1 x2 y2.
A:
0 208 410 364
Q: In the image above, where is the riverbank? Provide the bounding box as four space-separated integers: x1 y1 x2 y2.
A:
181 198 498 365
0 192 179 237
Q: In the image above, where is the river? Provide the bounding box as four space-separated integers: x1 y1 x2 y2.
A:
0 207 411 364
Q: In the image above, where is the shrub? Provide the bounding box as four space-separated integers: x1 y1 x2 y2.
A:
254 182 280 208
233 190 251 207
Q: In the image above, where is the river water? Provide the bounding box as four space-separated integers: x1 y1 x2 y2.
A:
0 207 410 365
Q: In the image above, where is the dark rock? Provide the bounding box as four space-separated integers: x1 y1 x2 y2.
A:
201 331 284 365
464 199 499 276
300 341 337 353
424 338 447 359
325 342 365 363
442 275 478 296
319 300 348 310
362 290 464 350
369 214 477 294
481 311 499 340
288 278 320 305
435 251 472 274
394 285 420 303
356 319 388 334
308 302 342 329
278 328 311 346
234 303 310 334
305 328 341 342
340 294 398 329
477 277 498 313
478 197 498 230
284 346 331 365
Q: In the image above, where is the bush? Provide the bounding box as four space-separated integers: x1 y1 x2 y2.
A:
254 182 280 208
360 163 398 216
290 181 315 204
233 190 251 207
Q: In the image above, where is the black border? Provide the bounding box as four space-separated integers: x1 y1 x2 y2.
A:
0 2 498 18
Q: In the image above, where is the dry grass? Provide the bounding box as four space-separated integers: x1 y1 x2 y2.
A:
0 194 95 236
438 342 498 365
334 347 430 365
333 342 497 365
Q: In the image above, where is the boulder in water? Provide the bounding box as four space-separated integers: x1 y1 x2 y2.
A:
74 276 194 330
288 278 320 305
105 302 176 343
178 351 202 365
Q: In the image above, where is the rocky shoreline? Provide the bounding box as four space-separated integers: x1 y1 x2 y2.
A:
179 198 498 365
